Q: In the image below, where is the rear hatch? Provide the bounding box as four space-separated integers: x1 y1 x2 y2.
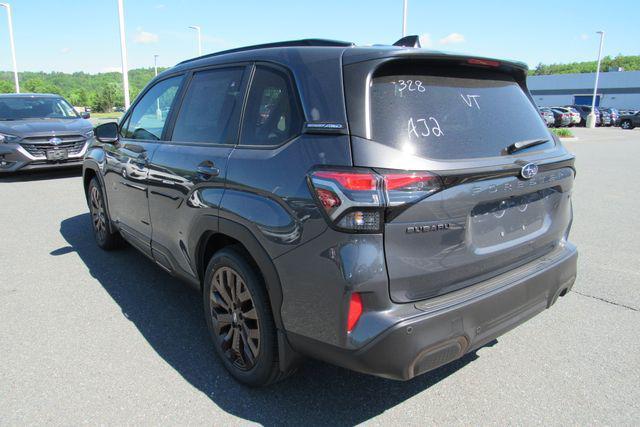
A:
343 51 575 302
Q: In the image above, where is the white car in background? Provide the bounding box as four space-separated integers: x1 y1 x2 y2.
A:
554 107 580 126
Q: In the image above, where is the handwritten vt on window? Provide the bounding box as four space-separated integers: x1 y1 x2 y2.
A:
460 94 481 109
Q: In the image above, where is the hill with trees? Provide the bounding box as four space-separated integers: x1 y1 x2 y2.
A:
530 54 640 75
0 68 166 112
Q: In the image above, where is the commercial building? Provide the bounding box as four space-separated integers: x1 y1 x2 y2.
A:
527 70 640 109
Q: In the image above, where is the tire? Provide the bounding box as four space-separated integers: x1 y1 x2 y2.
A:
621 120 634 130
87 177 124 250
203 247 289 386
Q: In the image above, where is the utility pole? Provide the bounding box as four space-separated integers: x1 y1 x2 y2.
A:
586 30 605 128
153 54 159 76
402 0 408 37
0 3 19 93
117 0 131 109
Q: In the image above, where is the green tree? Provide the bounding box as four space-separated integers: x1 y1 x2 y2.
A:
68 88 89 106
22 77 61 94
93 83 123 112
0 80 14 93
529 55 640 75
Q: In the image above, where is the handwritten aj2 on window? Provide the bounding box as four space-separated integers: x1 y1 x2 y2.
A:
369 69 552 159
408 117 443 139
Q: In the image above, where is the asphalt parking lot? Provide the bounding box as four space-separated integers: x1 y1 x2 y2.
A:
1 128 639 425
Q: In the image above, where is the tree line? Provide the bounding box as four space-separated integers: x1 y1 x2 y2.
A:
530 54 640 75
0 68 166 112
0 54 638 111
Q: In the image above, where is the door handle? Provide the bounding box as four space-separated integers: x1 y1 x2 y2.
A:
197 162 220 178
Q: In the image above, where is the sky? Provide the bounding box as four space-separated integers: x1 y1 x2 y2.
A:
0 0 638 74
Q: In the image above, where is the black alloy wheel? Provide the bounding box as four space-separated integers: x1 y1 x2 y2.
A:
89 184 107 242
87 177 124 250
209 266 261 370
203 247 292 386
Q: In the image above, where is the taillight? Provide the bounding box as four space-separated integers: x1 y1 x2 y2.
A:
312 171 376 191
315 188 341 210
383 171 442 206
347 292 363 332
309 168 443 232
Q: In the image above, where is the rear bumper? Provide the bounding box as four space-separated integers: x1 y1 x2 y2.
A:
289 242 577 380
0 143 86 173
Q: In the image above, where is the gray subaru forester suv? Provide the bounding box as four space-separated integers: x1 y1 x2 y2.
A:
0 93 93 173
83 37 577 387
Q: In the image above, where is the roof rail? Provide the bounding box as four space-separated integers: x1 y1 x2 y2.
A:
177 39 354 65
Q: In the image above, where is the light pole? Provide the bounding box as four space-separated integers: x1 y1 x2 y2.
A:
586 30 605 128
188 25 202 56
402 0 408 37
117 0 131 109
0 3 19 93
153 54 159 76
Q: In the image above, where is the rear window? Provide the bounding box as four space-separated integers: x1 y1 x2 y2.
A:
369 64 552 159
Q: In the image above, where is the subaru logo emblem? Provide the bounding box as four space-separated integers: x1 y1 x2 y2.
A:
520 163 538 180
49 137 63 145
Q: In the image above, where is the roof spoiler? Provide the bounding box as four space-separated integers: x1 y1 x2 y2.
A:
393 35 421 48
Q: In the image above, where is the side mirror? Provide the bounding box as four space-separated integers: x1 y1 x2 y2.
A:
95 122 119 144
80 111 91 119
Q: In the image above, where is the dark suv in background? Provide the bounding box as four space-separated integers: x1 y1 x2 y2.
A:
84 37 578 386
620 110 640 129
0 93 93 173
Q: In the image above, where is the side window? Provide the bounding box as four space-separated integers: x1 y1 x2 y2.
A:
171 67 244 144
122 75 183 140
119 115 130 138
241 66 303 146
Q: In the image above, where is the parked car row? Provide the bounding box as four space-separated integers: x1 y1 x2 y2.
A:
538 106 576 127
538 104 640 128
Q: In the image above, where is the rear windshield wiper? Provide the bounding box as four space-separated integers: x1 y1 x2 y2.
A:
506 138 549 154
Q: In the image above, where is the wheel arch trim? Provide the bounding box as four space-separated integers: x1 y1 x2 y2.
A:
83 160 116 234
193 217 285 330
193 216 301 371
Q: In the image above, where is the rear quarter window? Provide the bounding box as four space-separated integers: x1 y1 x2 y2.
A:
240 66 303 147
369 64 553 159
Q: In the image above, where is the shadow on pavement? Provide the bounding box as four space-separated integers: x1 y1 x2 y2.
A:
55 213 490 426
0 167 81 183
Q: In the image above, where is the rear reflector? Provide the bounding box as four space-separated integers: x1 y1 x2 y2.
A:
347 293 363 332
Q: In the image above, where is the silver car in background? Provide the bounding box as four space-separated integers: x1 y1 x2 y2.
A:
0 93 94 173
